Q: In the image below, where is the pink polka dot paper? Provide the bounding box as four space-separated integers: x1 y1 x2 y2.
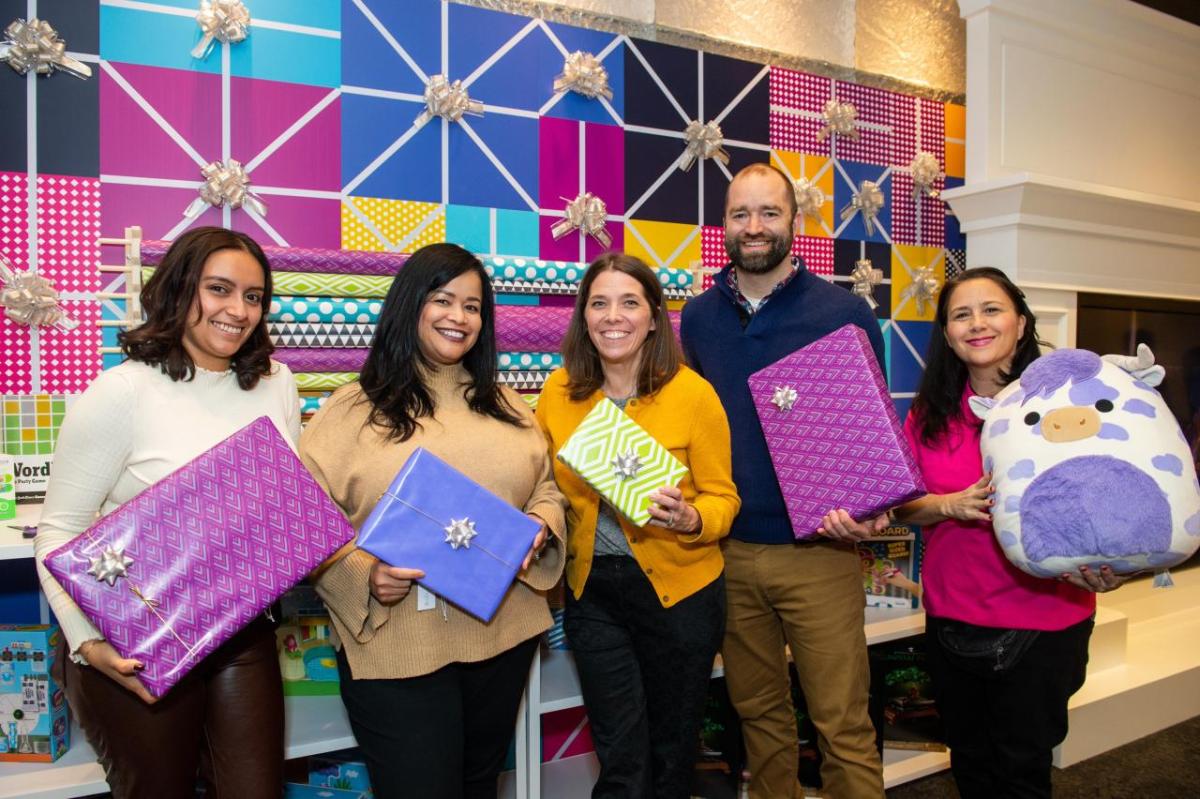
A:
36 176 102 294
891 172 945 247
39 300 102 394
0 172 31 272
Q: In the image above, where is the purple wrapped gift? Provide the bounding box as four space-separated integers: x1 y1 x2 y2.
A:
43 417 355 697
357 448 540 622
748 324 926 539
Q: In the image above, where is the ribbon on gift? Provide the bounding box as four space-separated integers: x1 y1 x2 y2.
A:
910 152 943 201
0 254 79 330
381 493 521 567
850 259 883 310
839 180 885 236
414 74 484 128
0 17 92 79
793 177 825 222
551 192 612 248
554 51 612 101
679 120 730 172
183 159 268 219
190 0 250 60
900 266 940 316
817 99 860 142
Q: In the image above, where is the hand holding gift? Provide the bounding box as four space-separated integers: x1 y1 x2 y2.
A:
78 639 155 705
816 508 893 543
647 486 701 534
368 562 426 606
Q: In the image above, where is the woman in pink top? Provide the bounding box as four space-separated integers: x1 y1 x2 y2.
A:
896 267 1126 799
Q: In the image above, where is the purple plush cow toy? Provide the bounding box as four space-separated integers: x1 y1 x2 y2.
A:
970 346 1200 584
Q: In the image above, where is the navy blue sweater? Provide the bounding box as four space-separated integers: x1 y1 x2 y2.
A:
680 263 887 544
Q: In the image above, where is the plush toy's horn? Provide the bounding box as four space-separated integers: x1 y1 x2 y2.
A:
968 395 996 421
1101 343 1165 387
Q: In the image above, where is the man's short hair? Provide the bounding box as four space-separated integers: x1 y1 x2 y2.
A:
726 162 798 221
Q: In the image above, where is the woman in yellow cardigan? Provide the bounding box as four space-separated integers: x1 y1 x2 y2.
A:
536 252 740 799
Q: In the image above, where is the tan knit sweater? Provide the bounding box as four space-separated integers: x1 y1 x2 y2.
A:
299 364 566 680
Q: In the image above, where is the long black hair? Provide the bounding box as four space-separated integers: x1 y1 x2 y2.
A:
119 226 274 390
911 266 1046 443
357 242 522 441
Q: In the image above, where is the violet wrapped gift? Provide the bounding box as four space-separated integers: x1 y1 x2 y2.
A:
43 417 356 697
748 324 926 539
356 448 541 622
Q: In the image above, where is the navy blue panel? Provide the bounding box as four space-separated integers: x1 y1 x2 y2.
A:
944 176 965 249
890 321 934 393
37 71 99 176
834 239 892 318
624 130 696 225
703 52 768 145
40 0 99 51
623 38 696 130
0 76 24 172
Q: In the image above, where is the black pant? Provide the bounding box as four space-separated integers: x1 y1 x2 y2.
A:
565 556 725 799
336 636 538 799
925 615 1094 799
59 616 283 799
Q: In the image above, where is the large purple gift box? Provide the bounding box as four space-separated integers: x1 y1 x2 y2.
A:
748 324 926 539
357 448 541 622
44 417 355 697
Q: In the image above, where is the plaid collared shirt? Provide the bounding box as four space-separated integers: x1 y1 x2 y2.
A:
726 256 801 316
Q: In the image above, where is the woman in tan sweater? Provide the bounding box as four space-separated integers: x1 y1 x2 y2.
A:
300 243 566 799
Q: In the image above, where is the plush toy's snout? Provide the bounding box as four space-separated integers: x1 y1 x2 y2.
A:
1041 406 1100 443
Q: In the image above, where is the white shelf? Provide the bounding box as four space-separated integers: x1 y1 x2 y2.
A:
0 696 353 799
881 747 951 789
0 502 41 561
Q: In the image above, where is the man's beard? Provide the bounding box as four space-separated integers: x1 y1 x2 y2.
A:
724 231 793 275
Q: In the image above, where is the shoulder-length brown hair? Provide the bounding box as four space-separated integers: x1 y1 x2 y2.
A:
561 252 681 402
118 226 275 390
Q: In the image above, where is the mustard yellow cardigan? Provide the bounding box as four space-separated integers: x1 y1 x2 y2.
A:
535 366 740 607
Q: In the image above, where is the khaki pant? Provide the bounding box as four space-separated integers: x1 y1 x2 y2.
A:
721 539 884 799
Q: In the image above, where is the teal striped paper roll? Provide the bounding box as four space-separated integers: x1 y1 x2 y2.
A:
270 297 383 324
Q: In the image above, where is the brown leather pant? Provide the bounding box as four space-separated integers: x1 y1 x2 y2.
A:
57 617 284 799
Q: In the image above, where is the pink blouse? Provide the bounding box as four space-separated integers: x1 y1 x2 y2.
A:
902 386 1095 630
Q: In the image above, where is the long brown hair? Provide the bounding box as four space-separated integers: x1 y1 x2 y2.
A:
561 253 681 402
119 226 275 390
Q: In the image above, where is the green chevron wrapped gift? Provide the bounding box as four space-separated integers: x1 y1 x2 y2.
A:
556 398 688 527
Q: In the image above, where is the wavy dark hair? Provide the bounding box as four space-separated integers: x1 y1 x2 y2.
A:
357 242 522 441
118 226 274 390
911 266 1047 443
562 252 682 402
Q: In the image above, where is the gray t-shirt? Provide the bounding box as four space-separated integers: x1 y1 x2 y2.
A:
593 396 634 557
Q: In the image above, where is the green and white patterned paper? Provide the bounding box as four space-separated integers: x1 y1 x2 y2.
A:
556 398 688 527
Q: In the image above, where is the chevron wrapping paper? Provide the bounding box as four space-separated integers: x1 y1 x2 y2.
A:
42 417 355 697
270 297 383 324
268 272 394 298
273 349 366 373
294 372 358 391
747 325 925 539
268 323 375 349
555 398 688 527
357 448 541 622
140 241 407 276
495 306 682 352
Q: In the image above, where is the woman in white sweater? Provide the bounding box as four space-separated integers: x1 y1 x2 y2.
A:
33 227 300 798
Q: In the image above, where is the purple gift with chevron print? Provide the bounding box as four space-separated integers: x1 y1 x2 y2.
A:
43 417 355 697
748 324 926 540
357 448 541 622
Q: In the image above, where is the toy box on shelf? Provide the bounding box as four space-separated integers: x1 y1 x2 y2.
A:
868 635 944 752
0 625 69 762
276 584 340 696
858 523 923 609
308 748 373 797
0 395 76 500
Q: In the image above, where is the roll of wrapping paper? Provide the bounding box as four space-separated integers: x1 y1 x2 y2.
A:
482 256 693 292
497 352 561 371
269 322 375 348
492 306 682 352
140 241 408 276
300 394 331 415
275 349 366 372
270 297 383 324
294 372 359 391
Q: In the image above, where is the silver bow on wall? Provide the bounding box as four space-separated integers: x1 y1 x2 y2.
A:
0 18 92 78
850 259 883 310
679 120 730 172
817 99 859 142
184 159 268 218
0 255 79 330
551 192 612 248
793 177 825 222
414 74 484 128
192 0 251 60
910 152 943 201
900 266 940 316
554 51 612 100
839 180 885 236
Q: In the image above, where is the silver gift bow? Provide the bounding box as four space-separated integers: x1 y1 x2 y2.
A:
554 51 612 100
771 386 797 412
0 18 92 79
414 74 484 128
900 266 940 316
839 181 885 236
611 451 644 480
0 255 79 330
551 192 612 248
679 120 730 172
850 259 883 310
793 176 825 221
183 159 268 218
817 99 860 142
191 0 250 60
910 152 943 201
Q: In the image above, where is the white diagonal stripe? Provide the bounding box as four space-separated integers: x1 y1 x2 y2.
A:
101 60 207 167
350 0 428 83
462 18 540 89
245 88 341 172
244 205 288 246
625 222 663 266
342 85 424 102
342 121 425 196
624 36 689 126
458 119 539 212
712 65 769 125
623 157 678 220
343 198 396 249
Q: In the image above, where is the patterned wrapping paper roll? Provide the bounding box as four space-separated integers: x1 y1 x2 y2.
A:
293 372 359 391
300 394 331 415
269 322 375 348
271 272 394 298
494 306 681 351
270 297 383 324
483 256 693 292
498 352 561 371
141 241 408 276
274 348 366 373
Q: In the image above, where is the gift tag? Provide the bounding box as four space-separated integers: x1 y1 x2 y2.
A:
417 585 437 611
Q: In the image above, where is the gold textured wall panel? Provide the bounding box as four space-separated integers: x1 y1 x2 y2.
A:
855 0 965 95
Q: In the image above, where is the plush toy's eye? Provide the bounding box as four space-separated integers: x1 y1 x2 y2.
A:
1024 412 1041 426
1095 399 1114 413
